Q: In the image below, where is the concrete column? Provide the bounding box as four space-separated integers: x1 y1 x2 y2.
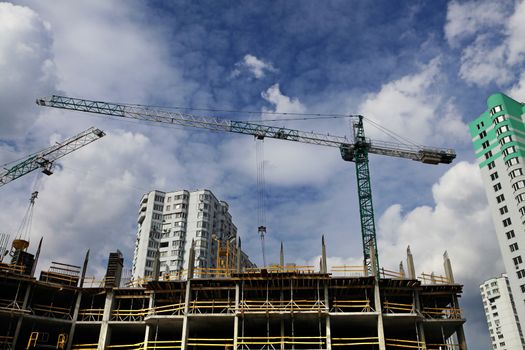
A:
97 290 115 350
443 251 455 284
181 241 195 350
324 284 332 350
233 284 240 349
406 246 416 280
66 291 83 350
143 292 155 350
456 325 468 350
12 282 32 349
413 291 426 350
374 281 386 350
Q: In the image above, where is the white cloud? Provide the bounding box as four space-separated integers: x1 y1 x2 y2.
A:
261 83 306 115
508 71 525 100
506 0 525 65
444 1 506 46
232 54 276 79
446 0 525 88
357 58 468 145
0 3 57 139
459 35 512 86
378 161 502 286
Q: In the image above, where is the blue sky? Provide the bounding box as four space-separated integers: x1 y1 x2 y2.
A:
1 1 525 349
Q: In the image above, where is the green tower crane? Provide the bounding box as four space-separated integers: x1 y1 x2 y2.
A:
37 95 455 274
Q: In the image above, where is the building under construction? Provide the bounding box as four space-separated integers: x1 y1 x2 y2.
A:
0 237 467 350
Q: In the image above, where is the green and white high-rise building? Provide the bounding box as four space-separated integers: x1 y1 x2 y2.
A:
470 93 525 346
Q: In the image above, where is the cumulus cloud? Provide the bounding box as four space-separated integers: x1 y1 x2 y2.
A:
261 83 306 115
445 0 525 87
357 58 468 145
232 54 276 79
444 1 506 46
458 35 512 86
508 71 525 100
0 3 57 139
378 161 501 285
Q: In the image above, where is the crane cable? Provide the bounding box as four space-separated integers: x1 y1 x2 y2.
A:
14 172 43 245
256 137 267 267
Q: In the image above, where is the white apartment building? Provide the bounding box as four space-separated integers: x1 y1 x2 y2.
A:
132 189 253 281
481 275 525 350
470 93 525 331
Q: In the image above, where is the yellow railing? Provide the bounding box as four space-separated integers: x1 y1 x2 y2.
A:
244 265 316 274
32 303 72 319
383 301 414 313
419 273 450 285
427 343 460 350
150 303 185 316
422 307 462 319
332 336 379 346
330 265 366 277
238 336 325 346
71 343 98 350
380 268 405 279
78 308 104 321
331 299 372 312
385 338 425 349
188 300 234 314
0 262 25 274
187 338 233 347
40 270 79 285
239 299 327 312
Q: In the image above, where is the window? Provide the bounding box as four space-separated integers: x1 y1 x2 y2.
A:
503 146 517 157
499 135 512 145
145 260 153 268
499 206 508 215
166 196 171 202
479 130 488 139
166 205 170 211
160 242 169 248
490 172 499 181
493 114 506 124
518 269 525 278
496 194 505 203
485 150 493 159
488 161 496 170
510 168 524 179
494 183 502 192
512 180 525 191
520 284 525 293
173 221 185 227
519 206 525 216
506 157 520 167
510 242 519 252
490 105 503 115
506 230 515 239
482 140 490 149
513 256 523 265
153 204 163 211
503 218 512 227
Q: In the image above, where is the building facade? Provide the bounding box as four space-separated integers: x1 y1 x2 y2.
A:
481 274 525 349
469 92 525 335
132 189 253 281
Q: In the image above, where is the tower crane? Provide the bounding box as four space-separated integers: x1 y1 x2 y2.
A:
36 95 455 273
0 127 105 188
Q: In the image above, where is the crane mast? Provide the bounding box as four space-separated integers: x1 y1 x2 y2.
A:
37 95 455 274
0 127 105 188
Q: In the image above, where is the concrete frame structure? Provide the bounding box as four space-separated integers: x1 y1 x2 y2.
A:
469 93 525 332
0 242 468 350
132 189 254 282
481 274 525 350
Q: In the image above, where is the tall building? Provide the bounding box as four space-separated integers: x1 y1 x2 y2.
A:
132 189 254 281
481 274 525 349
469 92 525 334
